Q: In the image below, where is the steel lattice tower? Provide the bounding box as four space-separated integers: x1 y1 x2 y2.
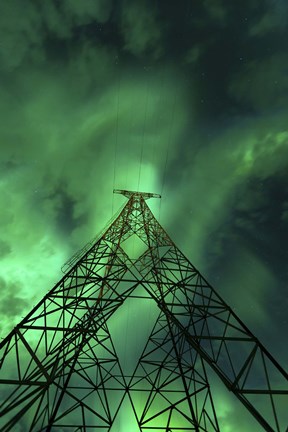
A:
0 190 287 431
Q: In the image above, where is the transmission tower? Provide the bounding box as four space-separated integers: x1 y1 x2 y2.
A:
0 189 287 431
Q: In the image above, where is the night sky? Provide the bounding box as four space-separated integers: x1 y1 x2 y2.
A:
0 0 288 430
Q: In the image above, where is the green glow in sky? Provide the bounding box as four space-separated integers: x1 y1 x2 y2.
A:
1 0 288 430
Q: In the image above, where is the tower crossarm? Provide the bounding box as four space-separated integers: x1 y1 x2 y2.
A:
113 188 161 200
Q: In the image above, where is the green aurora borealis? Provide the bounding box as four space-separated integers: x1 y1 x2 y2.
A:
0 0 288 430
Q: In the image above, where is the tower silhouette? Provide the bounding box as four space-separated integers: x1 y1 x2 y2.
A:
0 189 287 431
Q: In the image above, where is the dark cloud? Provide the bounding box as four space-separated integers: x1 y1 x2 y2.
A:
120 0 163 59
229 54 288 112
248 0 288 36
281 202 288 222
60 0 112 26
39 186 86 236
0 1 42 71
203 0 227 23
64 41 118 97
40 0 113 42
0 0 113 72
207 172 288 276
0 278 29 319
0 240 11 258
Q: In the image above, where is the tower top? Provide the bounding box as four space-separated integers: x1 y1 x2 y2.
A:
113 189 161 200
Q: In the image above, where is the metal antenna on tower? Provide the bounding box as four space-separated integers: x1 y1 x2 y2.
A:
0 190 287 431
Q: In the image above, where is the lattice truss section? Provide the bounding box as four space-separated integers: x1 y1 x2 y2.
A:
127 310 219 430
0 189 287 432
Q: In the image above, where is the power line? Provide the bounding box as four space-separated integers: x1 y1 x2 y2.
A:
161 92 177 198
158 85 178 223
112 57 121 216
137 75 150 191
